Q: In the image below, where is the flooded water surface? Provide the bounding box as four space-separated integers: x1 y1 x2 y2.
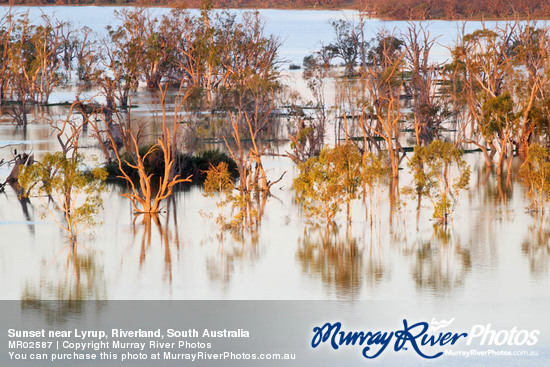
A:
0 7 548 311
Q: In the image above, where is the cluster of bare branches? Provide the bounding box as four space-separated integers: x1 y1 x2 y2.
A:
0 5 284 249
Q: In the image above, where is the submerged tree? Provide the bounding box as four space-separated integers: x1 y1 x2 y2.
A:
402 22 446 145
445 22 550 176
479 91 518 177
287 53 329 163
294 143 364 227
30 15 67 104
0 10 14 106
361 31 406 179
322 18 363 76
99 86 192 214
518 143 550 213
102 8 147 108
74 26 99 83
5 13 35 125
445 26 511 171
407 140 470 225
18 101 107 250
19 152 107 250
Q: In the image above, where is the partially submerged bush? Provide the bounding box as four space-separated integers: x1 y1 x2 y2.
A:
203 161 234 231
180 150 238 181
294 143 386 226
406 140 470 224
19 152 107 248
104 149 237 183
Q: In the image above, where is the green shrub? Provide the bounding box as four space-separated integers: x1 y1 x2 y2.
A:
104 148 237 183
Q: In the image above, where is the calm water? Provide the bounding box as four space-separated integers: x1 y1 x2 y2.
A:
0 6 547 328
1 8 549 365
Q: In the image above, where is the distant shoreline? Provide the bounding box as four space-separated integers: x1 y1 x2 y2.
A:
0 2 549 21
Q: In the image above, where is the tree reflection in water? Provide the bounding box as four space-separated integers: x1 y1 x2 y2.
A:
131 209 177 285
22 248 105 302
204 189 267 284
296 227 364 298
206 231 260 284
409 226 472 293
522 221 550 276
474 162 516 206
20 248 105 325
8 182 36 236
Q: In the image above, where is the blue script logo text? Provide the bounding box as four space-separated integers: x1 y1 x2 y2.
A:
311 320 468 359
